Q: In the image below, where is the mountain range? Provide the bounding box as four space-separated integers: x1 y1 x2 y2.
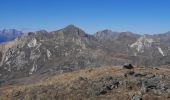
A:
0 25 170 84
0 29 23 43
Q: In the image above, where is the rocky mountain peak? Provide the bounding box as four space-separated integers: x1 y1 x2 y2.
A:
95 29 117 36
0 25 170 85
97 29 113 34
95 30 120 42
65 24 77 29
118 32 140 38
64 24 82 32
36 30 48 34
95 30 140 42
58 24 88 38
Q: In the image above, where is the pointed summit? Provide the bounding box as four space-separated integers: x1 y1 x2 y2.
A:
66 24 77 28
61 24 87 37
64 24 81 31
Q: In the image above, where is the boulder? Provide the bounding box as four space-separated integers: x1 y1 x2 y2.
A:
123 64 134 69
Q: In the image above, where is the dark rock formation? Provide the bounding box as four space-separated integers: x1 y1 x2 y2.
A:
123 64 134 69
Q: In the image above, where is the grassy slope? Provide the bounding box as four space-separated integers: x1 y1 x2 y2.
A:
0 66 170 100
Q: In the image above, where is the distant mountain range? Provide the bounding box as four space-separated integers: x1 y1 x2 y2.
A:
0 25 170 84
0 29 23 43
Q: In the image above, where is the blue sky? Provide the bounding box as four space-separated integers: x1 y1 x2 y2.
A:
0 0 170 34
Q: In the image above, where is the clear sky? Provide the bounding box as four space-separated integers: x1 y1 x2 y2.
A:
0 0 170 34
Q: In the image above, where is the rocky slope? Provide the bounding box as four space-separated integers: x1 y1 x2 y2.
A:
1 66 170 100
0 25 170 84
0 25 116 83
94 30 170 66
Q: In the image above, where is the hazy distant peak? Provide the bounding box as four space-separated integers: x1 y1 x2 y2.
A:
1 29 21 34
0 29 23 43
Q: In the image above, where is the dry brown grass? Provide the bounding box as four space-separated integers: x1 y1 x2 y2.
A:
0 66 123 99
46 66 122 83
1 66 170 100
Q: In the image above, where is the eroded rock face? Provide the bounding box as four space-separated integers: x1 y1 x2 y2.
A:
130 36 154 53
28 38 37 48
0 25 170 82
95 30 170 65
0 25 110 81
46 49 52 59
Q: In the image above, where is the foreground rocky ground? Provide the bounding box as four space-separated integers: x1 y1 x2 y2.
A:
1 66 170 100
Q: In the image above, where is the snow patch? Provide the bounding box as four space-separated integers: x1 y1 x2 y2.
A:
157 47 165 56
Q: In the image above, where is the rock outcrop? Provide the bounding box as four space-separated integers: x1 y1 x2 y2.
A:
1 66 170 100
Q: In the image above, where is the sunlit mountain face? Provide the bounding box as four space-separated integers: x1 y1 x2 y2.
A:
0 29 23 43
0 25 170 82
0 25 170 100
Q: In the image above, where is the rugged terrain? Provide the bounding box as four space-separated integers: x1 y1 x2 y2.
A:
1 66 170 100
0 25 170 84
0 25 170 100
